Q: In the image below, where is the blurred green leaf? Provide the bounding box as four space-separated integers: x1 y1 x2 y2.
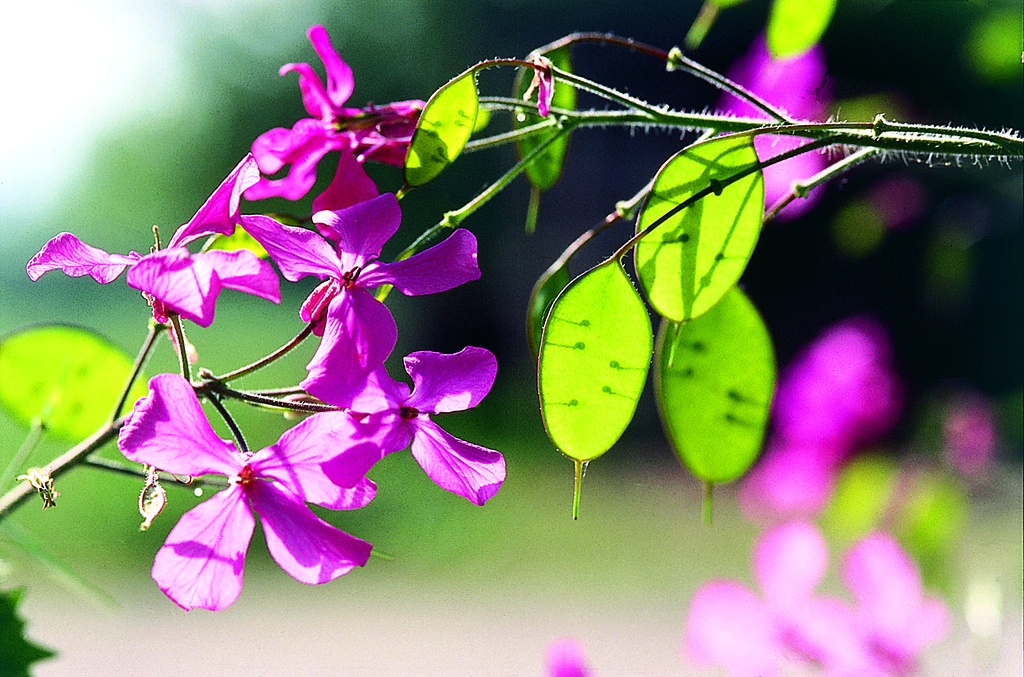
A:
654 287 775 483
539 260 652 462
0 588 55 676
965 9 1023 83
514 46 576 193
404 70 479 187
766 0 836 59
0 325 148 441
634 135 764 323
205 225 269 259
527 262 572 358
897 471 967 590
823 455 899 543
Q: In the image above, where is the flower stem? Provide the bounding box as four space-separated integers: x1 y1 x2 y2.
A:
207 393 248 453
214 324 314 383
169 314 191 383
764 147 882 223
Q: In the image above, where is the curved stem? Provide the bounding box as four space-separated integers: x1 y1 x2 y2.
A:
111 322 165 422
207 393 248 453
764 147 882 223
214 324 315 383
168 314 191 383
201 381 339 414
84 456 229 489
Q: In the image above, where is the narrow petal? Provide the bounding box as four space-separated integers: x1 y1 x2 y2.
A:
311 151 380 228
302 289 398 408
312 193 401 271
251 411 383 508
280 61 333 119
408 418 505 505
152 484 254 611
307 25 355 111
361 228 480 294
118 373 241 477
168 154 261 248
246 119 342 201
26 232 137 283
684 581 782 677
201 249 281 303
754 520 828 615
241 214 341 282
250 481 372 585
126 248 220 327
404 347 497 414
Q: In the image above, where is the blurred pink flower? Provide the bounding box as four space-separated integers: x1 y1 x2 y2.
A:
720 35 830 220
741 318 901 521
546 638 593 677
943 391 997 479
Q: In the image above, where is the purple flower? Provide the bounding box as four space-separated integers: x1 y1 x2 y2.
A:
720 35 831 220
523 55 556 117
318 347 505 505
685 522 946 677
27 155 280 327
245 24 424 202
118 373 376 611
942 391 997 479
546 638 594 677
740 317 901 521
242 192 480 406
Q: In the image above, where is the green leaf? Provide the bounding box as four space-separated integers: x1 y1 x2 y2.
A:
538 259 653 462
514 47 575 192
654 287 774 483
634 135 764 323
0 588 56 676
766 0 837 59
822 455 899 543
404 69 479 187
204 225 269 259
0 325 148 441
526 262 571 358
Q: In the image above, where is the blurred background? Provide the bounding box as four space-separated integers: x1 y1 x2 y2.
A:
0 0 1020 674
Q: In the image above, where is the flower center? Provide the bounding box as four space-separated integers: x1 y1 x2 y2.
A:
341 266 362 289
399 406 419 420
237 464 258 488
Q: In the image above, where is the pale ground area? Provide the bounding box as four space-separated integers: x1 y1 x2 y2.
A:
11 467 1024 676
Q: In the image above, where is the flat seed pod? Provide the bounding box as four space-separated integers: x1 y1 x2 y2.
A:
766 0 837 58
404 70 479 187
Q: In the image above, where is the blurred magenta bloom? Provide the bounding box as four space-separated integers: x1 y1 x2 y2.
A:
27 155 280 327
246 25 424 201
720 35 830 220
119 374 375 611
546 637 593 677
685 521 948 677
943 391 997 479
741 317 901 520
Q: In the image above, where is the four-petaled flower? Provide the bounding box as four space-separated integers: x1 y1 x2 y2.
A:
242 192 480 407
246 24 424 202
27 155 280 327
118 373 378 611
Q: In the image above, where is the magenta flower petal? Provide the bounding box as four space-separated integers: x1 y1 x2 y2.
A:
301 288 398 408
279 60 334 120
685 581 782 677
151 484 254 611
408 418 505 505
26 232 138 283
347 367 412 413
249 480 371 585
118 373 241 478
546 638 593 677
306 24 355 112
246 119 344 201
739 440 839 521
168 154 261 248
201 249 280 303
251 411 384 508
126 248 219 327
785 597 884 676
754 521 828 615
312 193 402 271
404 347 497 414
241 214 342 282
311 151 380 221
362 228 480 295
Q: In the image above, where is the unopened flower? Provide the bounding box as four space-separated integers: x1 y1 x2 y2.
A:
27 155 280 327
246 25 424 201
119 373 377 611
523 55 555 117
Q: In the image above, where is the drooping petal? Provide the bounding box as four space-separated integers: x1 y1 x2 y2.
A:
280 61 333 120
118 373 241 478
404 347 497 414
307 24 355 112
684 581 782 677
408 417 505 505
312 193 402 272
151 484 254 611
249 480 372 585
126 248 220 327
241 214 341 282
200 249 281 304
311 151 380 230
26 232 138 283
523 55 555 118
754 520 828 615
168 154 261 248
360 228 480 295
246 119 344 201
302 289 398 408
251 411 382 508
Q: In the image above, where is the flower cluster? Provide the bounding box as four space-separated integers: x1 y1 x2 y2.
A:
26 25 503 611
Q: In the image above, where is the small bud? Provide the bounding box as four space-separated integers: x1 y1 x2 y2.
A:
138 466 167 531
16 467 59 509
